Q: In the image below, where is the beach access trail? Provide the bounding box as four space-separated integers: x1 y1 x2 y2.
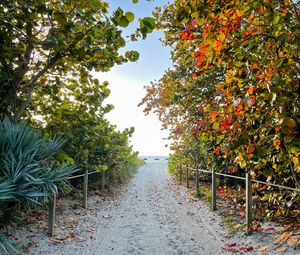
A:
84 162 226 255
25 161 283 255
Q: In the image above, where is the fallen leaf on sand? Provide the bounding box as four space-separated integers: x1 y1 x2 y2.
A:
76 236 86 242
186 211 195 216
227 242 236 247
222 247 238 252
188 193 198 202
233 223 242 229
28 241 39 248
274 231 292 245
259 226 275 231
277 247 287 252
287 235 300 246
258 246 270 251
87 227 96 233
239 246 254 251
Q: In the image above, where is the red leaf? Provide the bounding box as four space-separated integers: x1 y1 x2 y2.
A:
227 242 236 247
247 145 255 154
227 166 237 173
182 31 189 40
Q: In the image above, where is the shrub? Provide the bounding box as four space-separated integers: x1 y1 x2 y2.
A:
0 117 76 254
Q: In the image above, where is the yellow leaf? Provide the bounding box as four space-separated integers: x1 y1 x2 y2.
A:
258 246 270 251
274 232 293 244
292 156 299 166
290 147 298 155
240 160 247 168
236 9 244 16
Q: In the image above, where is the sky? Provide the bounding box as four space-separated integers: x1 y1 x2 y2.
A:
94 0 172 156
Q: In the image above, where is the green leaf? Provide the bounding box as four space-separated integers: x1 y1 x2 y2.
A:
212 122 219 130
125 12 134 22
119 16 129 27
139 17 156 32
125 50 140 62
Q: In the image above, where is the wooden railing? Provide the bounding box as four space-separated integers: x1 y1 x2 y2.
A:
47 170 106 236
177 162 300 234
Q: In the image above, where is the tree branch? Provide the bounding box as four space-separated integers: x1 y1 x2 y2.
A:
14 53 64 121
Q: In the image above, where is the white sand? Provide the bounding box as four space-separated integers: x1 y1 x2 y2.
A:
5 162 297 254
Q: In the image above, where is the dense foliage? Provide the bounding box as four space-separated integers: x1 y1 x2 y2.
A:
0 117 76 254
0 0 154 122
140 0 300 216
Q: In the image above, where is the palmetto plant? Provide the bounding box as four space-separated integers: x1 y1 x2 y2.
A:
0 116 76 254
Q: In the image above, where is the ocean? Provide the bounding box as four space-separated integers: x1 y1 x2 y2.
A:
140 156 169 163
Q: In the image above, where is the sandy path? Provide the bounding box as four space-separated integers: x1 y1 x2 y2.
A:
82 163 226 255
11 162 293 254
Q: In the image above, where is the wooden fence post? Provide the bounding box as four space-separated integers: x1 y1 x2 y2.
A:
179 162 182 182
246 173 253 234
83 170 88 208
101 171 105 190
211 167 217 211
195 167 200 195
186 163 189 188
47 193 56 236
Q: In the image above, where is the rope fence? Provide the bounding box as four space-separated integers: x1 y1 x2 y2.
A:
47 170 106 236
177 162 300 234
48 162 300 236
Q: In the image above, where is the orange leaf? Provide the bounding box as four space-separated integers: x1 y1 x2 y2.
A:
199 44 207 53
236 104 243 110
273 139 281 147
248 13 254 24
239 246 254 251
196 55 205 67
247 86 256 95
265 71 272 78
219 32 226 41
277 247 287 252
274 232 292 245
216 40 222 52
210 112 218 122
